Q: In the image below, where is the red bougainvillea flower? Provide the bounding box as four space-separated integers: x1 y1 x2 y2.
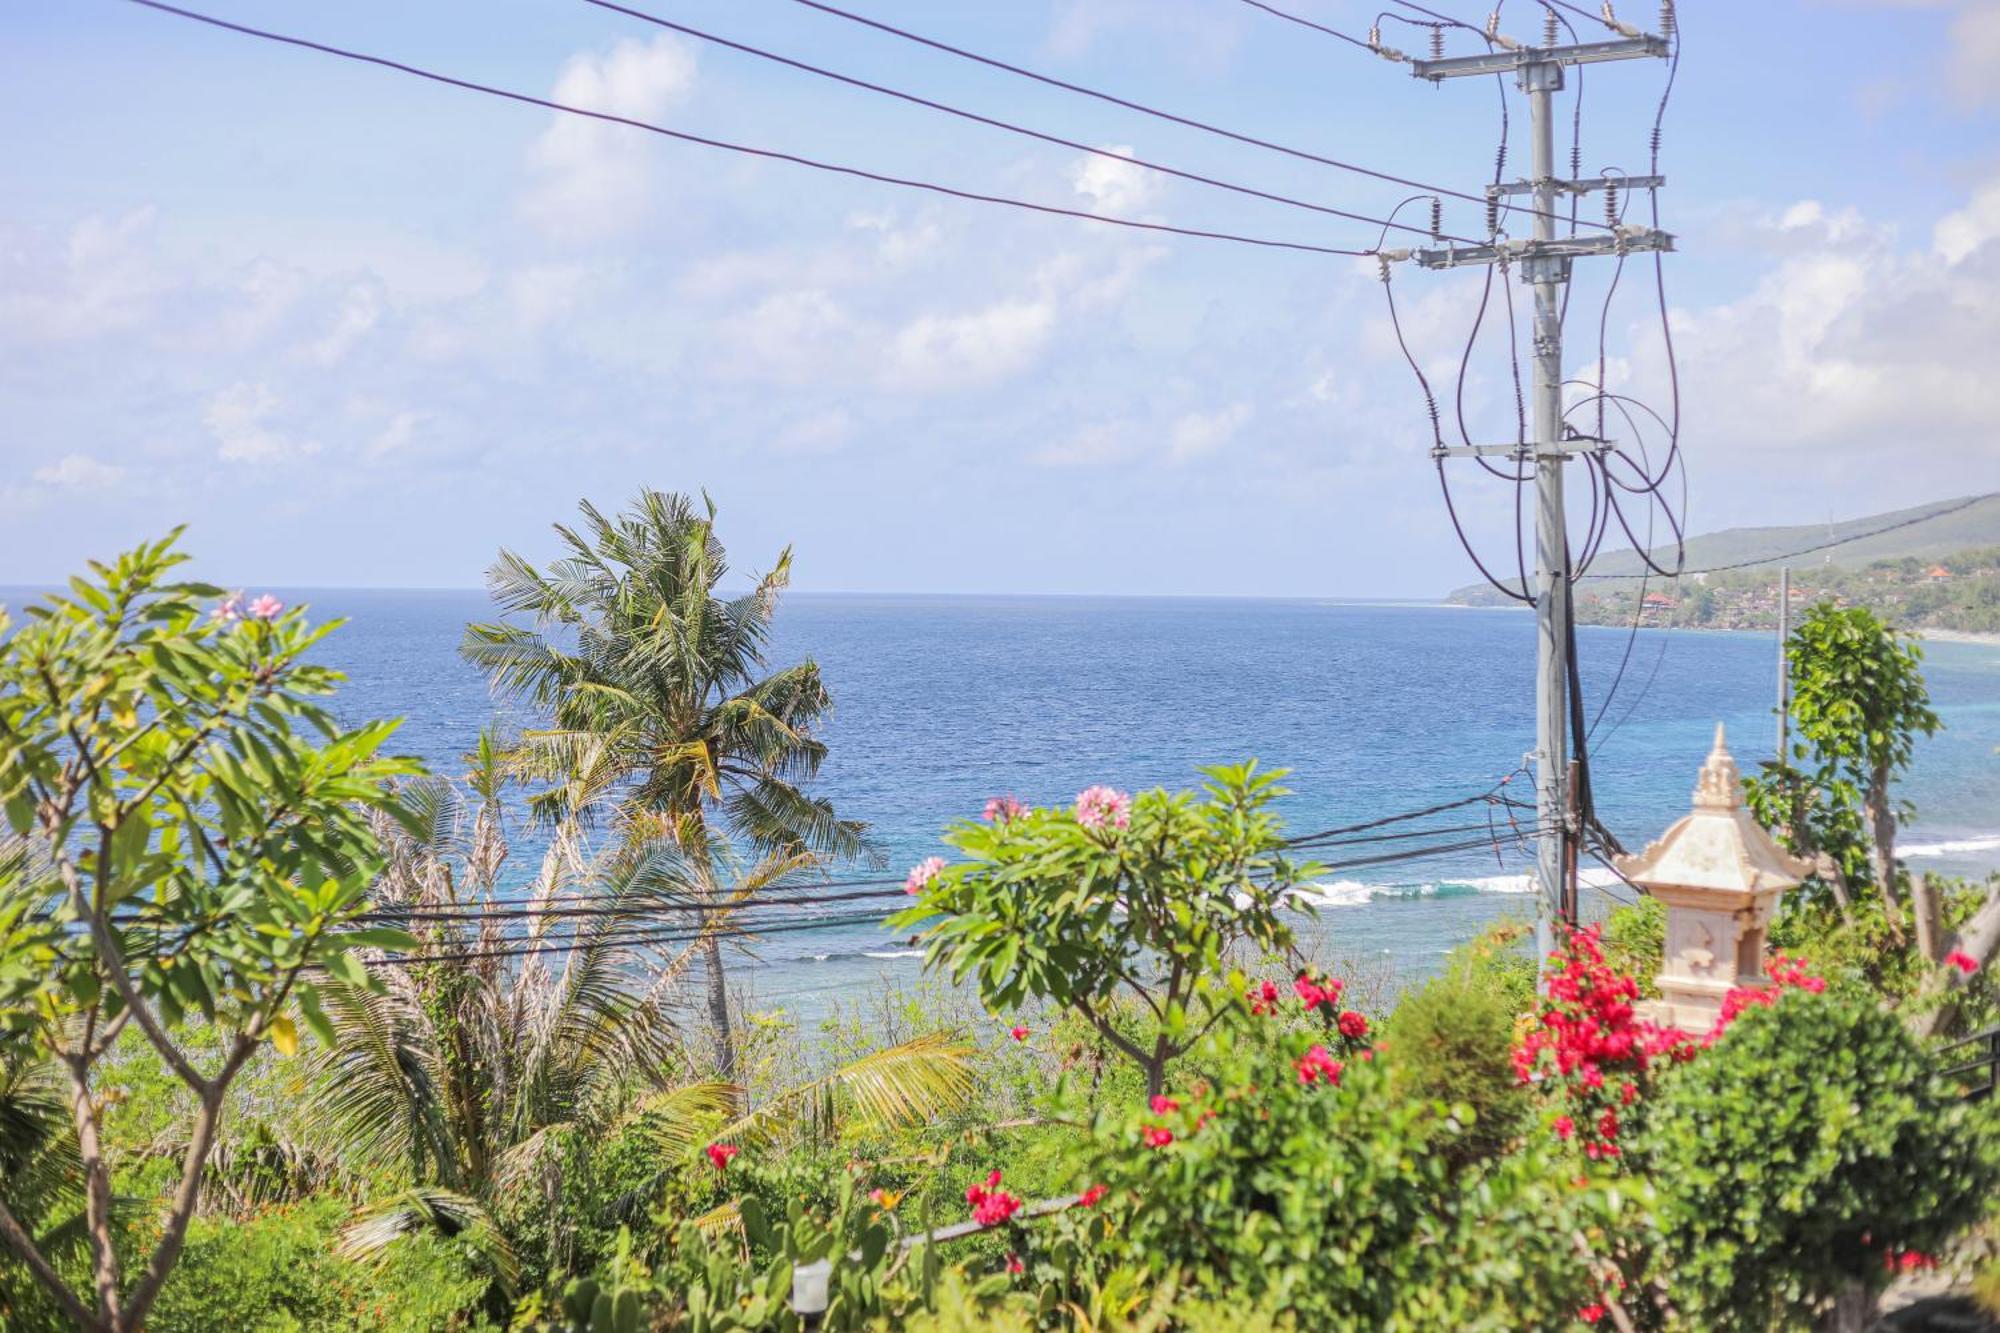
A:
1149 1094 1180 1115
705 1143 739 1171
1597 1109 1619 1142
1578 1303 1608 1323
1076 1183 1108 1208
1885 1249 1936 1273
1009 1025 1030 1042
1552 1115 1575 1141
1293 972 1345 1011
1295 1044 1344 1087
1074 786 1132 830
904 856 946 895
1250 979 1282 1016
983 795 1028 823
1337 1010 1369 1040
1142 1126 1175 1149
1946 950 1981 976
1005 1253 1024 1275
966 1171 1022 1227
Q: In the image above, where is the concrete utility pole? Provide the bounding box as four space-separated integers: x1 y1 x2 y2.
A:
1777 566 1791 761
1392 22 1673 970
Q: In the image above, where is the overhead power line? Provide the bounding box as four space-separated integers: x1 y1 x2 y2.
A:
1233 0 1379 51
578 0 1477 245
778 0 1612 234
1579 492 1998 581
122 0 1372 258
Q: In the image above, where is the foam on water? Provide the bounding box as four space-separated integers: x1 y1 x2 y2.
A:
1904 834 2000 859
1285 867 1620 909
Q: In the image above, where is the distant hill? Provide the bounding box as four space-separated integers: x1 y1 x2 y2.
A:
1447 494 2000 603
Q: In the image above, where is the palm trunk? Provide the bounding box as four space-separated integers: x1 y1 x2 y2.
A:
704 934 737 1083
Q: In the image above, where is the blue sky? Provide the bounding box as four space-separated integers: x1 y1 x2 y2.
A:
2 0 1997 595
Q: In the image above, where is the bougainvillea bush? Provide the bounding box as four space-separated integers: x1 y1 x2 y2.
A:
1071 981 1637 1330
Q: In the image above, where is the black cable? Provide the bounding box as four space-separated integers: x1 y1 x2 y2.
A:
579 0 1483 246
1235 0 1384 52
1578 492 1997 580
356 883 914 923
779 0 1614 235
122 0 1375 259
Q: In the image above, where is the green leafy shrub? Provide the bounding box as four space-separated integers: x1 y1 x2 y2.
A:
147 1195 487 1332
1380 921 1535 1168
1080 1011 1630 1330
895 763 1311 1098
1598 896 1665 998
1642 984 2000 1329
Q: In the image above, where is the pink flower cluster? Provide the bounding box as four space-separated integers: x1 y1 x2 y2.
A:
1708 951 1826 1041
1513 925 1691 1161
904 856 946 895
1074 786 1131 831
1075 1183 1108 1208
966 1170 1022 1227
983 795 1028 823
1292 972 1344 1012
705 1143 738 1171
1295 1044 1344 1087
1945 949 1981 976
210 592 284 625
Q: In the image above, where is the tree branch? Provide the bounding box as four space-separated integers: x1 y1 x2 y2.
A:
0 1195 99 1331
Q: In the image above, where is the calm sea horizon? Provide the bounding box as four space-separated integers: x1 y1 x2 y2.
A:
9 586 1998 1021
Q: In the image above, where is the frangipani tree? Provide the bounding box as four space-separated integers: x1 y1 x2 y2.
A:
893 763 1312 1098
0 535 418 1332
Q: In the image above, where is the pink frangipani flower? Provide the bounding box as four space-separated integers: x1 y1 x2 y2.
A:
246 593 285 621
983 795 1028 822
904 856 947 895
1074 786 1131 831
209 594 244 624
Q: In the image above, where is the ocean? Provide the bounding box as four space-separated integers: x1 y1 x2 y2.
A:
278 590 2000 1019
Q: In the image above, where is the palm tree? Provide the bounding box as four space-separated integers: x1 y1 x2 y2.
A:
0 1050 85 1329
305 770 695 1292
309 769 974 1308
461 489 870 1079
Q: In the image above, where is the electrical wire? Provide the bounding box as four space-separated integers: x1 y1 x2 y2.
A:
1234 0 1381 51
121 0 1375 259
1579 492 1997 580
777 0 1615 235
579 0 1484 246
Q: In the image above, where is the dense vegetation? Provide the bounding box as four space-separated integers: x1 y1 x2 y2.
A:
4 517 1999 1331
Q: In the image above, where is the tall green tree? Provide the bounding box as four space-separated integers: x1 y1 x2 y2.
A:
1749 605 1941 948
462 490 867 1080
0 536 417 1332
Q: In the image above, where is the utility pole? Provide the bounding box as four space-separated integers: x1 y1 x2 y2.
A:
1776 566 1791 760
1390 20 1673 971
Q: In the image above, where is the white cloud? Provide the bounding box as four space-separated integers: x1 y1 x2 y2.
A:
204 383 319 465
1070 145 1161 217
0 209 163 345
366 409 429 461
1935 179 2000 264
884 298 1058 392
306 282 383 365
1948 2 2000 104
1661 180 2000 492
32 454 125 488
521 36 698 239
1034 420 1137 467
774 408 855 455
1168 403 1252 462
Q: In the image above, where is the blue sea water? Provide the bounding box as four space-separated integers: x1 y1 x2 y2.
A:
274 590 2000 1015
